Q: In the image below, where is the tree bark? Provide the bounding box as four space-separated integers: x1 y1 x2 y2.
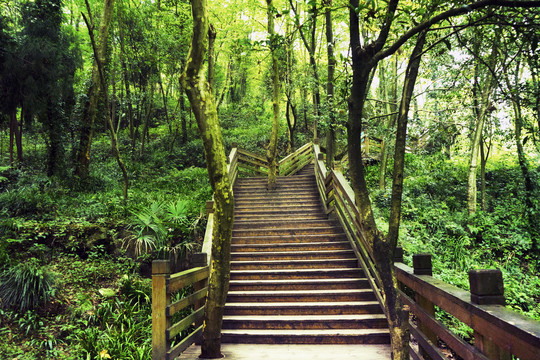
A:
181 0 234 357
324 0 336 169
266 0 280 190
74 0 115 180
467 34 498 215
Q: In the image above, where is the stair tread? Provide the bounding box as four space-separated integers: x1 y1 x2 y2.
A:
221 329 389 335
226 301 380 307
223 314 387 321
229 278 367 284
231 268 360 274
228 289 373 296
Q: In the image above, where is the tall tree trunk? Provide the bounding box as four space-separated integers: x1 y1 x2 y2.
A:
74 0 115 180
119 22 135 148
480 137 488 211
379 55 398 189
208 24 216 92
467 36 498 216
324 0 335 169
266 0 280 190
83 0 128 203
289 0 321 139
181 1 234 357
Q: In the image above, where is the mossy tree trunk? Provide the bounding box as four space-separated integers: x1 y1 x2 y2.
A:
74 0 115 180
266 0 280 190
181 0 234 357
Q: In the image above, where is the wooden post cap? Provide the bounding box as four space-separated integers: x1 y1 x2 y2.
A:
394 247 404 263
469 269 505 305
191 253 208 268
152 260 170 275
413 254 432 276
206 200 214 215
317 153 324 161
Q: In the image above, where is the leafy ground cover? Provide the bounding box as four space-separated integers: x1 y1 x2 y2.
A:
369 152 540 339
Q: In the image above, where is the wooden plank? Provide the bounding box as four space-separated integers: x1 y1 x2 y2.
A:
202 214 213 267
410 346 422 360
237 149 267 163
152 263 170 360
167 324 203 360
395 263 540 360
409 322 446 360
168 288 208 317
279 142 312 165
238 154 269 169
168 267 210 293
167 307 205 340
400 292 489 360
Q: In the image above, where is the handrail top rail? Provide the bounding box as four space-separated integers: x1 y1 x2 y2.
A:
395 262 540 357
279 142 313 165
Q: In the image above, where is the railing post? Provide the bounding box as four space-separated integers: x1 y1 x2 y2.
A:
469 269 511 360
413 254 436 360
152 260 171 360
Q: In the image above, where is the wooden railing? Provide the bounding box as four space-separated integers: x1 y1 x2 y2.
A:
396 254 540 360
152 143 316 359
313 143 386 315
279 142 313 176
152 191 215 360
152 260 210 360
313 143 540 360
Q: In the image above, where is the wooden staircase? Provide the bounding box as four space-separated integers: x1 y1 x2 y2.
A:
222 165 390 344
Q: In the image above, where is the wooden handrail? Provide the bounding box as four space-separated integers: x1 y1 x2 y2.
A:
312 144 386 316
152 261 210 360
279 142 313 176
396 261 540 360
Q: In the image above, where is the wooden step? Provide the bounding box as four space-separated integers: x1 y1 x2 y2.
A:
226 289 376 302
221 329 390 344
232 233 348 245
234 213 327 221
223 301 384 316
232 226 344 237
228 278 370 291
231 241 351 252
222 314 388 330
233 219 337 230
233 208 325 217
230 258 358 270
233 187 318 196
230 268 364 280
230 249 355 261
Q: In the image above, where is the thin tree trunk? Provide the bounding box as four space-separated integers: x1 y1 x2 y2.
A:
208 24 217 92
379 55 398 189
266 0 280 190
289 0 321 139
74 0 115 180
467 36 498 216
324 0 335 169
82 0 128 203
181 0 234 357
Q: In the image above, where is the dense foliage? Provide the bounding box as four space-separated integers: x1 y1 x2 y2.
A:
0 0 538 358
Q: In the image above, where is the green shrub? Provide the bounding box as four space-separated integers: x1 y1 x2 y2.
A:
0 259 56 311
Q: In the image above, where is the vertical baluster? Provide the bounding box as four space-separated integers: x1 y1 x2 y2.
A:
152 260 171 360
413 254 437 360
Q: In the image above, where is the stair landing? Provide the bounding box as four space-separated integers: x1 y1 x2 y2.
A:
178 343 391 360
